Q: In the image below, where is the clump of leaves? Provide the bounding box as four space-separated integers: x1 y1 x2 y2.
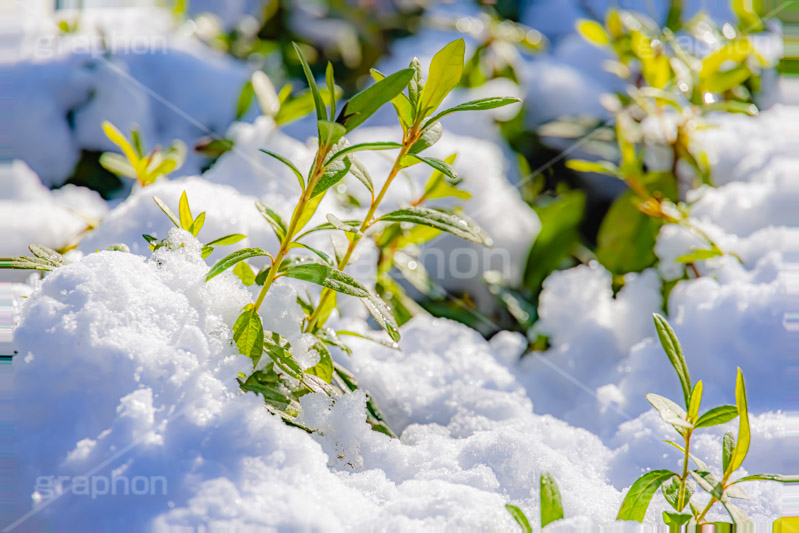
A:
506 471 565 531
205 40 519 431
100 121 186 188
616 313 798 527
551 6 774 279
146 190 245 259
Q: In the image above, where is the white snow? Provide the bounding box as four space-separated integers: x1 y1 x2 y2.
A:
5 7 250 187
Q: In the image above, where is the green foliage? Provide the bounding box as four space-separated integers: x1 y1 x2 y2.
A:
200 40 518 434
614 314 795 526
99 121 186 187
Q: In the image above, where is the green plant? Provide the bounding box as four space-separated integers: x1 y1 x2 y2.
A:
506 471 565 531
99 121 187 188
563 5 774 278
616 313 798 527
146 191 246 259
204 39 519 431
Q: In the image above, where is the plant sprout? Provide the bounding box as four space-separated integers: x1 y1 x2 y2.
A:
615 313 797 527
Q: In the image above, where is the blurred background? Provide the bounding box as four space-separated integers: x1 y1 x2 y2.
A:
4 0 799 341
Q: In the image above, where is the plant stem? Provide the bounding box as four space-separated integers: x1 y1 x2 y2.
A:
695 497 717 524
677 429 692 510
305 126 421 332
254 145 331 311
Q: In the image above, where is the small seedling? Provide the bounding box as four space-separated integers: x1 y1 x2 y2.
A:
616 313 797 526
100 121 186 187
204 40 519 430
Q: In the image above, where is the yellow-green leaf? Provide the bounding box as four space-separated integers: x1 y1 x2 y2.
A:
419 39 465 118
102 121 139 166
178 190 193 231
726 368 750 476
577 19 610 46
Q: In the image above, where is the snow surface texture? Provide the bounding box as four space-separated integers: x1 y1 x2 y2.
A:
5 7 249 187
0 161 107 281
11 240 786 529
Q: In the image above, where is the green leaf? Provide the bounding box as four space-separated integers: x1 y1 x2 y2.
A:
102 121 138 165
349 156 373 194
662 476 693 511
540 471 564 528
325 62 336 120
505 504 532 533
369 69 414 130
324 142 402 166
695 405 738 429
259 148 305 191
252 70 280 117
233 260 256 286
378 206 491 245
522 191 585 293
402 154 458 181
152 196 181 228
292 42 326 122
425 96 521 124
326 213 362 236
732 474 799 484
726 368 750 476
189 211 205 237
723 431 735 474
419 39 465 117
576 19 610 46
262 331 303 380
566 159 619 176
646 393 692 429
318 120 347 147
205 234 246 246
201 246 213 259
336 330 400 350
206 248 269 281
337 68 415 132
282 262 368 297
616 470 676 522
663 511 692 527
363 290 401 342
178 191 193 231
256 201 288 242
676 248 723 264
311 152 352 198
687 381 703 422
274 87 339 125
99 152 137 178
421 153 470 202
288 242 333 266
409 122 442 154
690 470 725 500
305 339 334 383
408 57 423 110
233 304 264 359
653 313 692 408
236 80 254 119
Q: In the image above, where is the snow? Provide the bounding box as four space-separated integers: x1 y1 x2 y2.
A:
5 2 795 529
5 7 250 187
1 161 107 262
11 244 624 529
